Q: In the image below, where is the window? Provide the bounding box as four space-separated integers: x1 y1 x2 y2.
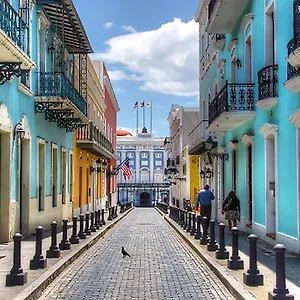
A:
155 161 162 166
129 160 134 166
61 148 67 204
141 160 148 166
141 152 148 158
38 140 45 211
155 153 162 158
128 152 134 158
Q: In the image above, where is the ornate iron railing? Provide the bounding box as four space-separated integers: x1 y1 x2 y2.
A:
209 82 255 125
167 158 175 167
258 64 278 100
77 121 112 154
0 0 29 54
287 38 295 56
287 62 300 80
208 0 217 20
37 72 87 116
176 155 180 165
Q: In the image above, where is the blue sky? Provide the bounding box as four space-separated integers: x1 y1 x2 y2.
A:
73 0 199 137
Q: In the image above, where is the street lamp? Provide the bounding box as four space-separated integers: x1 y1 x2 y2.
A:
13 122 25 140
205 169 213 178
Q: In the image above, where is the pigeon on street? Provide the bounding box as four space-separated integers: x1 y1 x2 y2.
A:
121 246 131 258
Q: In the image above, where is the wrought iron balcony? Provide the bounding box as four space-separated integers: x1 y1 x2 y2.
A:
208 82 255 132
286 0 300 67
207 0 250 33
257 64 278 110
176 155 180 165
0 0 29 54
77 122 113 159
284 62 300 93
36 72 87 116
167 158 175 168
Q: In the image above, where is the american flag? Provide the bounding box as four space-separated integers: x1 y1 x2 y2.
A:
120 157 132 180
134 101 138 109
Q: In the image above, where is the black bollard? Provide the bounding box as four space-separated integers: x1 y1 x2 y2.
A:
98 210 102 227
179 209 183 225
101 209 106 225
108 207 113 220
114 206 118 218
95 210 100 230
200 217 209 245
90 211 96 232
46 221 61 258
78 214 86 239
207 220 218 251
183 211 187 229
186 212 191 233
227 227 244 269
194 215 202 240
69 216 80 244
243 234 264 286
30 226 47 269
216 223 229 259
85 213 92 235
59 219 71 250
6 233 27 286
190 213 196 236
268 244 294 299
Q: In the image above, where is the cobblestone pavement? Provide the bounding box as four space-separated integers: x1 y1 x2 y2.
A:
38 208 234 300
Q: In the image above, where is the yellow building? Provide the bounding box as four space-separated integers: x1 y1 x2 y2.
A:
73 57 113 214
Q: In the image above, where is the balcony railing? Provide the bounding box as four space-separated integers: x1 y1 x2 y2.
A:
167 158 175 168
208 0 217 20
287 62 300 81
209 82 255 125
258 64 278 100
0 0 29 54
36 72 87 116
77 121 112 154
176 155 180 165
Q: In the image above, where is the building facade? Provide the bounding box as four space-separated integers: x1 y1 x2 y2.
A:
117 129 169 207
165 105 200 209
192 0 300 252
0 0 93 241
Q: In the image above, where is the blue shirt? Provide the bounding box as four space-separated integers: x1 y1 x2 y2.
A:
196 189 215 206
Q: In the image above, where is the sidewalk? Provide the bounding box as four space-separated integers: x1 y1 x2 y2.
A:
0 208 134 300
159 210 300 300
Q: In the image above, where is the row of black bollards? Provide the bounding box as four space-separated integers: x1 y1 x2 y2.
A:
157 202 168 214
6 208 111 287
170 206 294 299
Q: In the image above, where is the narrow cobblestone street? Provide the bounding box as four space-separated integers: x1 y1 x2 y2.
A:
38 208 234 300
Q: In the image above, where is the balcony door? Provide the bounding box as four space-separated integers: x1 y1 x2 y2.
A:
38 19 47 74
244 35 253 83
265 3 275 66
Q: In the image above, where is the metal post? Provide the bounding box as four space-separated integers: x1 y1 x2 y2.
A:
101 209 106 225
207 220 218 251
95 210 100 229
216 223 229 259
186 212 191 233
98 210 102 227
183 211 187 229
243 234 264 286
85 212 91 235
70 216 80 244
6 233 27 286
200 216 209 245
190 213 196 236
30 226 47 269
59 218 71 250
90 211 96 232
227 227 244 269
194 215 202 240
78 214 86 239
46 221 61 258
268 244 294 299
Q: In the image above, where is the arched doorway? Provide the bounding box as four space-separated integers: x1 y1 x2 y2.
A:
139 192 151 207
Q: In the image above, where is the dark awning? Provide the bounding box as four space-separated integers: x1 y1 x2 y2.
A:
37 0 93 53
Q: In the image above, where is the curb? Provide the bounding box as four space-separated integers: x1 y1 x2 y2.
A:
163 214 256 300
14 208 134 300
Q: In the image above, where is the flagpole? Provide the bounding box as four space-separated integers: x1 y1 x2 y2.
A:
136 105 138 136
150 101 153 134
143 104 145 129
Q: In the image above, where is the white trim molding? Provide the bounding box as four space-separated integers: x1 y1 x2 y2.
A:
228 140 238 151
289 109 300 128
218 59 226 69
241 133 254 146
228 38 238 54
0 103 12 132
240 13 254 32
21 115 31 140
259 123 279 137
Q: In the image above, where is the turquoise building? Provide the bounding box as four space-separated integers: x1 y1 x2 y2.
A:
191 0 300 252
0 0 91 242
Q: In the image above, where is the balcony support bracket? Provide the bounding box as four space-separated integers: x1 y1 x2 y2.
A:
210 153 229 161
0 62 29 85
35 102 63 113
58 117 85 132
45 109 74 122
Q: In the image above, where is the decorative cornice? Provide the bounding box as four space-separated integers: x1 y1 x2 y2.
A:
241 133 254 145
218 59 226 69
259 123 279 138
228 140 238 151
240 13 254 32
290 109 300 128
227 38 238 53
0 103 12 132
21 114 31 139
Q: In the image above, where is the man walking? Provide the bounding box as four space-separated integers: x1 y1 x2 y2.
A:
196 185 215 223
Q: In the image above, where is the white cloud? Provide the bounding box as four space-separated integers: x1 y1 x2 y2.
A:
121 25 137 33
93 18 198 97
104 21 114 29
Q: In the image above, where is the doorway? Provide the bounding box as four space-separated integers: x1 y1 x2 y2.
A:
19 138 30 235
139 192 151 207
247 144 253 225
79 166 82 213
0 133 10 242
232 149 237 192
266 134 276 238
52 146 58 207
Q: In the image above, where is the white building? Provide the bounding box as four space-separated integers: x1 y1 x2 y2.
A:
116 128 170 206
